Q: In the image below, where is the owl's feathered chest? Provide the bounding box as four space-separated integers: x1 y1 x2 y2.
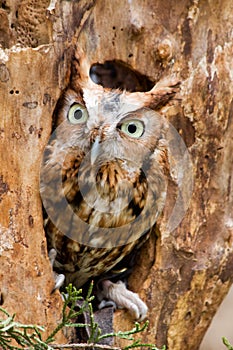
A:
42 144 165 287
62 154 148 228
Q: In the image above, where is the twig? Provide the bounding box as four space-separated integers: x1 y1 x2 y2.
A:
41 343 120 350
223 337 233 350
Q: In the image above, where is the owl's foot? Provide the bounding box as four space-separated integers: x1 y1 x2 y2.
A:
48 248 65 292
98 299 117 310
98 280 148 321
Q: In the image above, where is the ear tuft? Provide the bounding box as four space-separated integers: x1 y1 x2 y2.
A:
144 78 180 109
122 78 180 110
72 46 103 91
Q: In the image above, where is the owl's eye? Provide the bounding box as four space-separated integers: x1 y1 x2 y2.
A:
119 120 144 138
67 104 88 124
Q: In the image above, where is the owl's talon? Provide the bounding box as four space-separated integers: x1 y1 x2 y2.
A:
48 248 57 267
49 248 65 292
52 273 65 292
99 280 148 321
98 299 117 310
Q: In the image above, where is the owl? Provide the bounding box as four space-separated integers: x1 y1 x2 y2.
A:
40 49 179 321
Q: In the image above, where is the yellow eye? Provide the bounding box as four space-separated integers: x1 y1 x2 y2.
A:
119 120 144 138
68 104 88 124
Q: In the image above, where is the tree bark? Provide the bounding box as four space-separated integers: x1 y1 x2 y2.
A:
0 0 233 349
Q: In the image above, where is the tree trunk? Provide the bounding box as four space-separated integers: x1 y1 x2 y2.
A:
0 1 232 349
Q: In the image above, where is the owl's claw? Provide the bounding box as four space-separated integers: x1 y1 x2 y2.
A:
98 299 117 310
48 248 57 266
52 273 65 292
49 248 65 292
98 280 148 321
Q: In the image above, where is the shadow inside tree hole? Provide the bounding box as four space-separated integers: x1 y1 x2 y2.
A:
90 60 154 92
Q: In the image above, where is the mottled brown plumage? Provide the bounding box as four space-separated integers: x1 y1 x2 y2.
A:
40 49 178 320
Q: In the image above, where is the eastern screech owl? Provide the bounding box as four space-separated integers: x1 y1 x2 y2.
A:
40 49 178 321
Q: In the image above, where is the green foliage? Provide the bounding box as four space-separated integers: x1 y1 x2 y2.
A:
46 282 95 344
0 306 47 350
223 337 233 350
0 283 164 350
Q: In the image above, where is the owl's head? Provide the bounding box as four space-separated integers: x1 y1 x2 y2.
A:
53 49 179 171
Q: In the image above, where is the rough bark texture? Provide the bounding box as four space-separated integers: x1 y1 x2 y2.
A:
0 0 233 349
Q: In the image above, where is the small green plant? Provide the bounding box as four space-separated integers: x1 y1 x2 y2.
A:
0 307 46 350
223 337 233 350
0 283 164 350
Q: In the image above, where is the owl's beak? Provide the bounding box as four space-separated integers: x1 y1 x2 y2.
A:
90 136 100 165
